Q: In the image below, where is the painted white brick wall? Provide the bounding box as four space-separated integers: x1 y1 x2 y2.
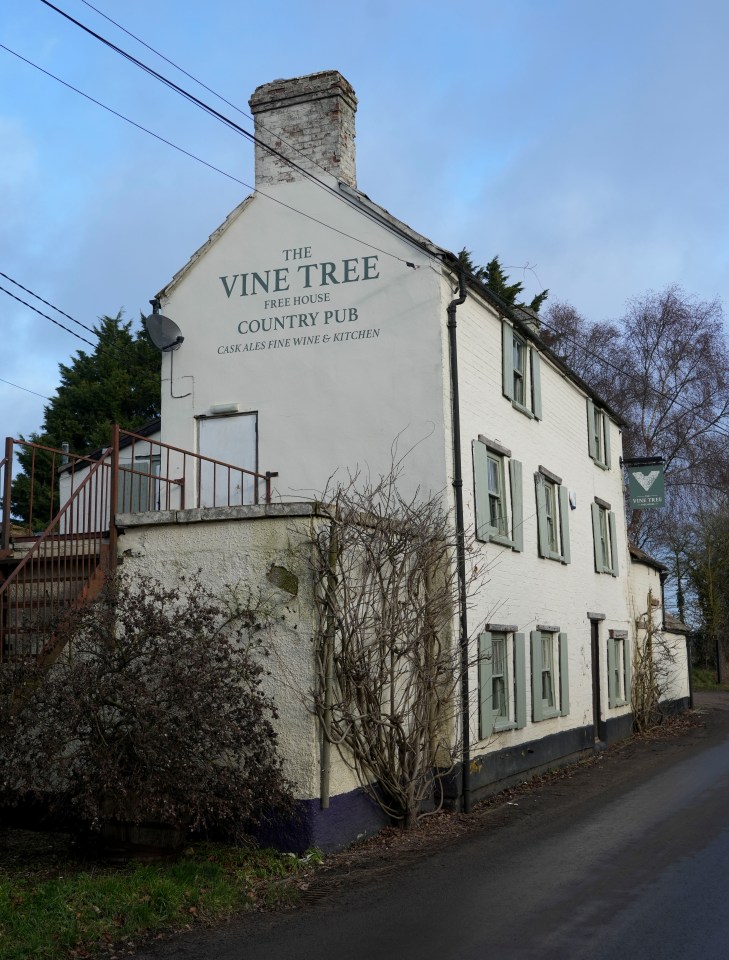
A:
440 275 635 748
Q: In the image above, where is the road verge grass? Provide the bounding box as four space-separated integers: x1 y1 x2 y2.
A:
0 836 315 960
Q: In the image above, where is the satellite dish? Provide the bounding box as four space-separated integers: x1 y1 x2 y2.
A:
145 313 184 352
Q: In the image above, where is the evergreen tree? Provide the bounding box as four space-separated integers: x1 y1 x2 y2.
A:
457 249 548 314
12 313 160 528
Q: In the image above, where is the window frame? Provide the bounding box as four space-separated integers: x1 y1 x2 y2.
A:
513 334 526 407
530 628 570 722
502 321 542 420
586 398 612 470
478 629 527 738
591 499 620 576
487 451 508 537
608 630 631 708
535 468 571 564
473 438 523 551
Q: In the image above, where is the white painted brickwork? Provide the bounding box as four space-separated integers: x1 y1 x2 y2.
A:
441 275 635 748
250 71 357 189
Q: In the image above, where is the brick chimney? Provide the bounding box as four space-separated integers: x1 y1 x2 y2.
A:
249 71 357 189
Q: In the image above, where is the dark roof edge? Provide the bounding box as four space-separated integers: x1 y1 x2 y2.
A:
628 541 668 572
58 419 162 476
438 250 627 427
663 612 690 634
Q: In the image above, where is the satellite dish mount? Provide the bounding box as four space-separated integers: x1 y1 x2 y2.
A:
145 299 184 352
145 300 190 398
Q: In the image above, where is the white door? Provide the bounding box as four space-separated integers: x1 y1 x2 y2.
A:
198 413 258 507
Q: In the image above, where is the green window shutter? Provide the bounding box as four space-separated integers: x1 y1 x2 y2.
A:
558 485 571 564
591 502 603 572
473 440 490 542
509 459 523 552
607 638 617 708
514 632 527 729
603 416 612 469
531 349 542 420
559 632 570 716
624 636 632 703
478 631 494 739
586 399 596 460
608 511 620 576
535 475 549 558
502 322 514 400
530 631 543 722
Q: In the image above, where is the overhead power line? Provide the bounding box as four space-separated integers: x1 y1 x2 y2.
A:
11 3 729 448
77 0 337 186
1 41 416 267
0 284 96 347
0 377 51 401
0 45 250 190
35 0 420 267
0 271 97 337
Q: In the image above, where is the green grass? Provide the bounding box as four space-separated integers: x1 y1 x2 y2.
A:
692 667 729 691
0 837 316 960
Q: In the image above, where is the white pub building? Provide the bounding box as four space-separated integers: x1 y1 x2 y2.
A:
62 71 690 850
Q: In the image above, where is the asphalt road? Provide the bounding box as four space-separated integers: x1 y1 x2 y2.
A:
136 695 729 960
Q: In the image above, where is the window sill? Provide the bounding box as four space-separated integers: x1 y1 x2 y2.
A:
541 550 566 563
494 719 517 733
536 707 560 721
489 532 514 549
511 400 535 420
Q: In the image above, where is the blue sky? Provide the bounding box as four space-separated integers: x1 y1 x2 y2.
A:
2 0 728 443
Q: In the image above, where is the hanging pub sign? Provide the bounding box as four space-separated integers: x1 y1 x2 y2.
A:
625 460 665 509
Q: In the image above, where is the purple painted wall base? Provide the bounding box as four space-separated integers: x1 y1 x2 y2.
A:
254 787 390 854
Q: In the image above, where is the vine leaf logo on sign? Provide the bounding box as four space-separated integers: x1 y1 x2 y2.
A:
633 470 659 492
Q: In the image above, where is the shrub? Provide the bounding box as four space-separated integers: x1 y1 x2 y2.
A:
0 575 293 836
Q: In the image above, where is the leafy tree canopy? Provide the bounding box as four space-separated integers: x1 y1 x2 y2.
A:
35 312 160 453
457 249 549 314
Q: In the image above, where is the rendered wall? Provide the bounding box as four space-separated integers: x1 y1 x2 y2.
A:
156 180 448 506
115 505 386 850
629 558 689 707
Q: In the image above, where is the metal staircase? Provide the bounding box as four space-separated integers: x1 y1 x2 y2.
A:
0 455 111 665
1 426 278 669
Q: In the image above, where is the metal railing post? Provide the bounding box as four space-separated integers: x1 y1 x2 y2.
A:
108 425 120 576
2 437 13 552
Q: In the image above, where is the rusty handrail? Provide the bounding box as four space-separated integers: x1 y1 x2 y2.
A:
117 428 277 509
0 427 279 663
0 456 111 663
1 440 11 551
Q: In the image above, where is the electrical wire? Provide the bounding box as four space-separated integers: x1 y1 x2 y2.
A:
35 0 421 267
0 284 96 348
1 41 420 268
11 5 729 447
0 377 51 401
0 45 250 189
534 309 729 443
76 0 338 187
0 271 97 337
